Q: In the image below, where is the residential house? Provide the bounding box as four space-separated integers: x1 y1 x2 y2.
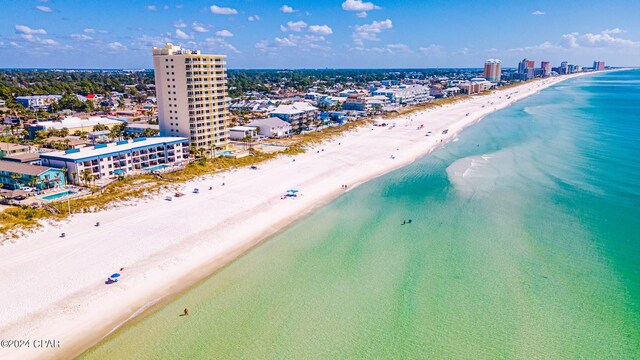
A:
0 142 30 157
228 126 258 140
246 117 292 138
15 95 62 110
0 160 66 190
270 102 319 131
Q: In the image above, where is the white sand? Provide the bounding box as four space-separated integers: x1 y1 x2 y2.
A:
0 73 594 359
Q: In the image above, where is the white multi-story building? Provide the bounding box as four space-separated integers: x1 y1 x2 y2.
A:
152 43 229 149
372 85 432 105
40 137 189 181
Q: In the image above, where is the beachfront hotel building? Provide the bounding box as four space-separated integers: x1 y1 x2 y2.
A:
40 137 189 182
270 102 320 132
152 43 229 149
541 61 552 76
593 61 605 71
483 59 502 82
517 58 536 80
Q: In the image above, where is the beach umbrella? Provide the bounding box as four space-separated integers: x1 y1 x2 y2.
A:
110 273 121 278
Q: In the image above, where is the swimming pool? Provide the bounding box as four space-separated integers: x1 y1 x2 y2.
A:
41 190 76 201
144 164 169 172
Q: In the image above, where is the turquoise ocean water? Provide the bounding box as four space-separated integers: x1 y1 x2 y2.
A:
83 70 640 359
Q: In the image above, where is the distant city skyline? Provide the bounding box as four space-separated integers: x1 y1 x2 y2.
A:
0 0 639 69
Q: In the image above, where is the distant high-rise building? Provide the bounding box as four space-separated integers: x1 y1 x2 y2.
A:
593 61 605 71
152 43 229 149
518 58 535 80
560 61 569 75
483 59 502 82
541 61 552 76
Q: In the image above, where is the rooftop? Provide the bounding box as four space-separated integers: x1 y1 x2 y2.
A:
35 116 123 130
271 102 318 115
41 137 188 161
229 126 258 132
2 153 41 163
0 160 54 176
0 142 30 152
247 117 291 128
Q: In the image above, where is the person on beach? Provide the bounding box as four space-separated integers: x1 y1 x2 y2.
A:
184 308 189 316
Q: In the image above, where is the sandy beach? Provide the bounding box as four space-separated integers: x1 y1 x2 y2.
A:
0 72 595 359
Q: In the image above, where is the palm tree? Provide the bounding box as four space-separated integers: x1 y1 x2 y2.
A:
213 146 223 158
10 173 22 188
197 147 206 159
70 171 77 185
81 170 92 186
61 167 68 185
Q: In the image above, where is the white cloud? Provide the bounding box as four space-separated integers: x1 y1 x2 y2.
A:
531 10 545 15
215 29 233 37
351 43 415 55
387 43 413 53
602 28 626 35
146 5 157 11
191 22 210 33
419 44 444 55
280 5 295 13
175 29 191 39
204 37 240 53
342 0 381 11
163 5 169 10
107 42 127 50
130 34 173 50
84 28 96 34
39 38 59 46
71 34 92 41
274 35 299 47
352 19 392 45
248 15 260 21
210 5 238 15
580 30 638 47
342 0 381 17
555 29 639 50
255 39 271 52
508 41 561 53
257 32 330 53
15 25 47 35
36 6 52 12
19 34 59 46
280 20 308 32
174 19 187 28
452 47 469 56
309 25 333 35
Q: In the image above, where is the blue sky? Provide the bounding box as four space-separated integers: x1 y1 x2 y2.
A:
1 0 639 69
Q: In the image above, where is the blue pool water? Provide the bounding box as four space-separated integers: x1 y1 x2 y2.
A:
144 165 169 172
41 190 76 201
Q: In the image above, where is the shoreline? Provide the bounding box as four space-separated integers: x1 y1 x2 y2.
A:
0 71 607 359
